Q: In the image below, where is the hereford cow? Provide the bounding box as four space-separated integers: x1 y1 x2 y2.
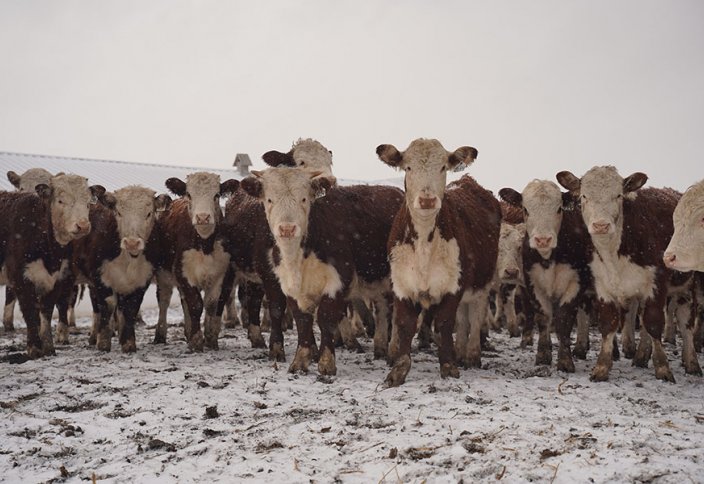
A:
664 179 704 272
3 169 54 331
493 221 527 338
154 172 239 351
557 166 688 381
0 174 105 358
377 139 500 386
240 167 403 375
60 186 171 352
500 180 593 372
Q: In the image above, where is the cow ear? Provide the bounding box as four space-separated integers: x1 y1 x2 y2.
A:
556 171 581 194
7 171 21 189
311 175 336 199
220 179 240 197
448 146 478 171
499 188 522 207
262 150 296 167
101 192 117 210
154 194 172 212
89 185 106 205
376 144 403 168
623 172 648 194
165 177 187 196
241 175 263 199
35 183 51 200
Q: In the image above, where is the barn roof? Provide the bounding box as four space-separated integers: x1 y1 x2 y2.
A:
0 151 241 194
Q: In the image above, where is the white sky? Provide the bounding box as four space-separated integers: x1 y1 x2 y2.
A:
1 0 702 193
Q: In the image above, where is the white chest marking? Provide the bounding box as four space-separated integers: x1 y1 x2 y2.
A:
100 252 153 295
590 252 656 305
181 241 231 289
24 259 69 295
270 248 343 313
528 262 580 311
389 228 461 305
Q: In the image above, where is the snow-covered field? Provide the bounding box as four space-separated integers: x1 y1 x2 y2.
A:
1 308 704 483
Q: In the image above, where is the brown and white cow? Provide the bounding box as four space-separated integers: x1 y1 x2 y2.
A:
60 186 171 352
0 174 105 358
240 167 403 375
557 166 689 381
664 179 704 272
500 180 593 372
377 139 501 386
154 172 239 351
492 221 527 338
3 169 54 331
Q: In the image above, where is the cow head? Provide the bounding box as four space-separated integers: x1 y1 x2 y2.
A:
165 172 239 239
377 139 477 216
262 138 334 176
497 222 526 284
102 186 172 257
500 180 569 259
241 168 335 243
7 168 53 192
36 174 106 246
557 166 647 240
663 180 704 271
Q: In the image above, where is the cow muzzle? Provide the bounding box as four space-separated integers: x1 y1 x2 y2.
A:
70 219 91 238
277 224 298 239
502 268 520 281
417 196 439 210
121 237 144 257
663 251 678 269
532 236 553 250
590 221 612 235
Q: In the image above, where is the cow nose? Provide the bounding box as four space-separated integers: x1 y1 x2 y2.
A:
534 236 552 248
663 252 677 267
195 213 211 225
122 237 142 254
278 224 297 238
74 219 91 234
503 268 519 279
591 222 611 234
418 196 437 210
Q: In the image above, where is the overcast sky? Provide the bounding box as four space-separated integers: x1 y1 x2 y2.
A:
1 0 702 192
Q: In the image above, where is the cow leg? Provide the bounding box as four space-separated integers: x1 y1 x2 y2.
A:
385 298 421 387
675 293 702 376
38 299 56 357
237 283 250 329
3 286 16 331
15 287 43 358
591 301 620 381
222 285 240 329
95 288 116 352
663 296 677 345
289 301 315 374
316 295 347 376
641 295 674 382
573 306 590 360
555 304 577 373
535 310 552 366
455 301 470 366
621 299 638 359
119 285 149 353
353 298 375 339
519 287 534 348
55 282 75 345
634 319 653 368
154 271 173 344
264 282 287 362
505 285 521 338
243 283 266 348
373 293 392 359
337 311 362 353
490 287 504 332
203 270 231 350
416 310 433 351
436 293 462 378
464 290 490 369
88 286 100 346
179 283 204 351
67 285 79 329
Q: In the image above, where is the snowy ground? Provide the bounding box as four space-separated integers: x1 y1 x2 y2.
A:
1 308 704 484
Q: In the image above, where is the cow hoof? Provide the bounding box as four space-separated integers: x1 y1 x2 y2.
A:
508 326 521 338
464 352 482 369
153 333 166 345
612 343 620 361
88 332 97 346
481 340 497 352
121 340 137 353
684 362 703 376
655 366 676 383
557 357 576 373
373 345 388 360
189 331 205 352
248 326 266 349
573 345 588 360
3 322 15 332
27 346 43 359
590 364 610 382
384 355 411 387
535 351 552 366
97 336 112 352
288 347 312 374
311 344 320 363
223 317 239 329
269 342 285 362
56 324 69 345
205 336 219 351
622 344 636 360
318 348 337 376
520 335 534 348
440 363 460 379
632 353 650 368
344 339 364 354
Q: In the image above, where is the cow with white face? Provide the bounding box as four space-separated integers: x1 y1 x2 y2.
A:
492 222 527 338
664 179 704 272
500 180 593 372
240 167 403 375
0 174 105 358
64 186 171 352
155 172 239 351
261 138 334 176
378 139 500 386
4 168 54 331
557 166 695 381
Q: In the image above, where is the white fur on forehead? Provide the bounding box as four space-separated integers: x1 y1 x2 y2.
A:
50 174 89 195
580 166 626 196
261 167 315 193
17 168 52 192
113 186 157 208
522 179 561 205
291 138 333 168
186 172 221 195
403 138 448 166
674 179 704 221
501 222 526 238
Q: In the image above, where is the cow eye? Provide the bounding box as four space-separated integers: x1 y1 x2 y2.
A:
557 206 562 214
523 208 529 216
300 161 305 166
302 198 307 203
146 212 151 219
440 166 446 172
185 193 192 200
58 199 64 205
267 198 272 204
405 166 411 172
117 211 122 217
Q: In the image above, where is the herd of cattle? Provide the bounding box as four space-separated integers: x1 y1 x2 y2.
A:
0 138 702 387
